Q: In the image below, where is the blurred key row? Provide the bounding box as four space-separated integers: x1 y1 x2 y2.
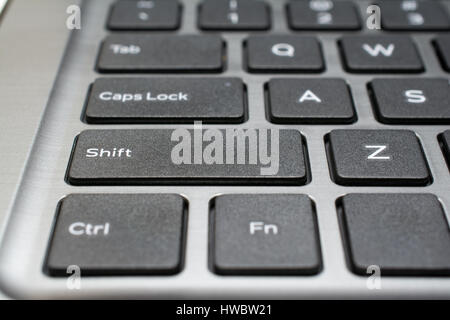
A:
66 129 450 186
97 34 450 73
107 0 450 31
46 193 450 276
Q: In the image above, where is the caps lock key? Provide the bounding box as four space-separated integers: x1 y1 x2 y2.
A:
85 78 246 124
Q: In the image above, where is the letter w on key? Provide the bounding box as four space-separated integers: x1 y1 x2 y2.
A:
362 44 395 57
365 145 391 160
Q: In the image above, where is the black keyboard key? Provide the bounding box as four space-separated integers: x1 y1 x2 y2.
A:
46 194 187 276
267 78 356 124
211 194 321 275
378 0 450 31
370 78 450 124
246 36 324 73
339 193 450 276
439 130 450 168
97 35 224 73
85 78 246 124
435 36 450 72
68 129 308 185
108 0 181 30
339 36 423 73
326 130 431 186
199 0 270 30
287 0 360 30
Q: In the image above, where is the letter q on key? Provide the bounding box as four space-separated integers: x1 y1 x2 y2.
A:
271 43 295 57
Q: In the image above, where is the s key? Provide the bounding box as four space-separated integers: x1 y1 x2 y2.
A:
326 130 431 186
370 78 450 124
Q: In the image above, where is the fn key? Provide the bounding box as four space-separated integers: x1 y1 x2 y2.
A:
211 194 322 275
46 194 187 276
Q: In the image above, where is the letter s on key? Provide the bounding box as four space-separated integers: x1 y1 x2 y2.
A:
404 90 426 104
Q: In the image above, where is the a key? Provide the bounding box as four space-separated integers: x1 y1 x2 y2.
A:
377 0 450 31
46 194 187 276
287 0 361 30
435 36 450 72
97 35 224 73
246 36 324 73
199 0 270 30
439 130 450 169
211 194 322 275
267 78 356 124
370 78 450 124
339 36 424 73
339 193 450 276
85 78 246 124
326 130 431 186
108 0 181 30
67 129 308 185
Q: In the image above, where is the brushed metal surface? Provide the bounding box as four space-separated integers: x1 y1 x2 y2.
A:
0 0 449 298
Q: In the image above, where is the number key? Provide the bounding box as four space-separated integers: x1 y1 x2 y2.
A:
199 0 270 30
108 0 181 30
378 0 450 31
288 0 361 30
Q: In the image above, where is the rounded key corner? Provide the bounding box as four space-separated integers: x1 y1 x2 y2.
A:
43 264 66 278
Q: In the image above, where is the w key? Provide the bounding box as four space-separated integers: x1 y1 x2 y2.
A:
327 130 431 186
340 36 423 73
97 35 224 73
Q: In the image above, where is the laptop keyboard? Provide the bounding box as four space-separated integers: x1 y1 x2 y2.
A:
6 0 450 296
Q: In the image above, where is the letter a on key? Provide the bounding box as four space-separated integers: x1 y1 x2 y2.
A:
298 90 322 103
362 44 395 57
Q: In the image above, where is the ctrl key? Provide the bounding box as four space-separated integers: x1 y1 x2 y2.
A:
45 194 187 276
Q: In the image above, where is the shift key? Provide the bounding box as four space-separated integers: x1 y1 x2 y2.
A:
85 78 245 123
67 129 308 185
